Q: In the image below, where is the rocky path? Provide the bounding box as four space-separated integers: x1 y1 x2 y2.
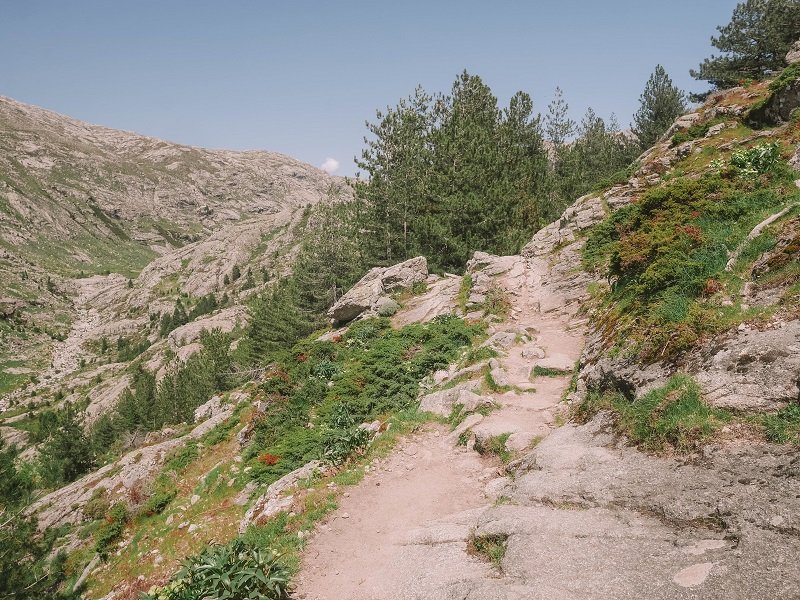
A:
293 250 800 599
295 256 584 599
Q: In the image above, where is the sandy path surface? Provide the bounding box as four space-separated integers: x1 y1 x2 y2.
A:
295 255 584 600
295 427 494 599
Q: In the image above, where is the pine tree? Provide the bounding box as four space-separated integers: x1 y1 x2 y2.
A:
633 65 687 149
691 0 800 89
544 87 576 152
38 403 95 486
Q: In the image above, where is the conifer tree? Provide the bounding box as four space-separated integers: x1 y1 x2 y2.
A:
544 87 576 153
692 0 800 89
633 65 686 149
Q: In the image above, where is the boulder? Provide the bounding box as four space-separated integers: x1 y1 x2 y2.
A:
193 395 224 422
787 40 800 64
381 256 428 291
238 460 323 533
480 331 518 352
328 256 428 323
688 321 800 411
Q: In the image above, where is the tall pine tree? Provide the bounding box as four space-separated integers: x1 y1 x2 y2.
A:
691 0 800 89
633 65 686 150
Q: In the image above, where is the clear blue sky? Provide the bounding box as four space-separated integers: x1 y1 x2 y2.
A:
1 0 740 176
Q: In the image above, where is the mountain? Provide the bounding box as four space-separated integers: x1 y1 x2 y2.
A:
5 58 800 600
0 96 348 415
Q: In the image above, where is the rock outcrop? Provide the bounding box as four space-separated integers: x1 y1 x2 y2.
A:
328 256 428 323
787 40 800 64
28 398 238 530
239 460 323 533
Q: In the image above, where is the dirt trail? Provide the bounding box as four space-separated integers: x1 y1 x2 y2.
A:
295 256 583 600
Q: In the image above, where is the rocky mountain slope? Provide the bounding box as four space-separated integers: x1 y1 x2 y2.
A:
5 55 800 600
0 96 347 431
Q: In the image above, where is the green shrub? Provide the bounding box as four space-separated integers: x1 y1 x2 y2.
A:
321 404 371 466
82 488 110 521
141 479 177 516
142 539 290 600
768 62 800 92
730 142 781 177
164 442 199 473
582 170 796 359
377 300 399 317
95 502 129 558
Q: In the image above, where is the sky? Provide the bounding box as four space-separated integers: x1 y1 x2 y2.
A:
1 0 741 176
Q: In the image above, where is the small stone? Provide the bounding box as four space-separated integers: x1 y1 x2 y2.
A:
188 524 198 534
190 494 200 505
341 512 350 519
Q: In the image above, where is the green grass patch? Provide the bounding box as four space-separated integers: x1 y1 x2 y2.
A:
762 403 800 444
532 365 572 378
473 432 512 463
582 168 798 360
457 273 473 312
575 375 731 453
468 533 508 569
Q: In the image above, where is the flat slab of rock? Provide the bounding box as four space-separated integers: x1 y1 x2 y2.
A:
418 382 489 417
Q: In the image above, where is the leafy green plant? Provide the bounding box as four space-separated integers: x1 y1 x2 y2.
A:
142 539 290 600
321 404 371 465
730 142 781 178
482 285 511 319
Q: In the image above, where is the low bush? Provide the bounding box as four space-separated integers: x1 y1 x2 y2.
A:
141 539 290 600
473 433 512 463
582 169 798 359
94 502 129 558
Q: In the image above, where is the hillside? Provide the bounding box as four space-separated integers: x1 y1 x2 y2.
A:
4 58 795 600
0 96 348 418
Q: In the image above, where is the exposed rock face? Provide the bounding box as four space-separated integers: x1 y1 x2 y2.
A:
747 79 800 126
0 95 349 426
688 321 800 411
328 256 428 323
0 95 344 250
787 40 800 64
454 415 800 599
28 399 237 530
239 460 323 533
168 305 248 348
